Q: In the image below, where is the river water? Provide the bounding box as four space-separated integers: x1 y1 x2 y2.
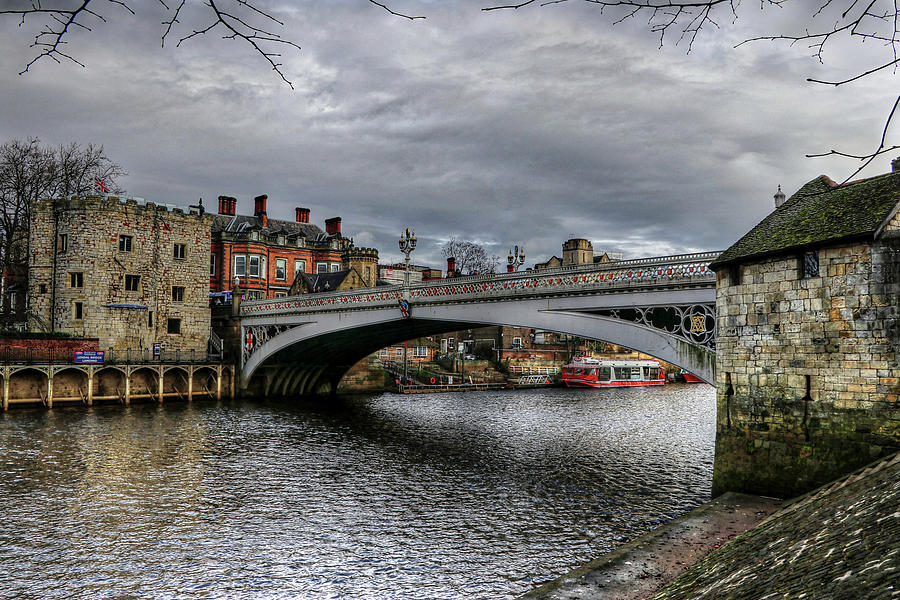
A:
0 384 715 599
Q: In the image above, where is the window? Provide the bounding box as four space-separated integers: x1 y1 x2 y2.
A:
274 291 287 298
69 272 83 288
801 251 819 279
172 286 184 302
295 260 306 275
414 346 428 357
167 318 181 334
39 284 47 294
597 367 611 382
249 255 260 277
729 265 741 286
512 337 523 349
330 263 341 272
174 243 186 260
210 254 216 277
73 301 83 320
119 235 132 252
317 262 328 273
276 258 287 281
124 275 140 292
58 234 68 253
261 257 266 279
148 311 153 327
296 237 305 248
234 255 246 277
614 366 630 380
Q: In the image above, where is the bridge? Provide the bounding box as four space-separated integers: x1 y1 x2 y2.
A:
237 252 720 397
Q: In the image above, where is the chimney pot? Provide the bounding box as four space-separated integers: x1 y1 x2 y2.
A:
296 207 310 223
774 185 786 208
217 195 236 216
447 256 456 277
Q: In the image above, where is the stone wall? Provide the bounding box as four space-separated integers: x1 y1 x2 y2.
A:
28 196 214 353
713 235 900 498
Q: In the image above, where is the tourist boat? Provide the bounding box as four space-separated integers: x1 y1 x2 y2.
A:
560 357 665 388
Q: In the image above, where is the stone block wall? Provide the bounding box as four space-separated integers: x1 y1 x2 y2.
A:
713 235 900 498
28 196 214 353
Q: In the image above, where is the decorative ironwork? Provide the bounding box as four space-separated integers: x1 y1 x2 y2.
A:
592 304 717 351
241 324 300 365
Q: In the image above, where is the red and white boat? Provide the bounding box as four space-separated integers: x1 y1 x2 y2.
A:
561 357 665 388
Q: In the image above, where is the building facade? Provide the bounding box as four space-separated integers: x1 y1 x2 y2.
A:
710 165 900 498
210 195 350 300
28 195 214 352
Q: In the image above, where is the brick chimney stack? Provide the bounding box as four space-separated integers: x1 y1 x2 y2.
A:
325 217 342 236
217 196 236 216
254 194 268 227
447 256 456 277
296 207 310 223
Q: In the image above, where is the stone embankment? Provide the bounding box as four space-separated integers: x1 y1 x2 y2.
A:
524 451 900 600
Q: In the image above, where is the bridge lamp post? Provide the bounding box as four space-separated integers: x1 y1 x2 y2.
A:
507 245 525 272
399 228 417 289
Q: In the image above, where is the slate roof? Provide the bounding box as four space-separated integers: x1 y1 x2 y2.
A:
301 271 350 293
710 170 900 270
210 214 326 240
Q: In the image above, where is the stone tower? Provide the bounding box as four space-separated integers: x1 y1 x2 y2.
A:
342 245 379 287
562 238 593 266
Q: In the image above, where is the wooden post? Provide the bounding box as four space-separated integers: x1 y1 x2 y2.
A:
158 367 164 404
216 365 222 401
187 366 193 402
2 369 8 411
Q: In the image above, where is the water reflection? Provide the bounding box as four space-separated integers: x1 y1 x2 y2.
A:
0 385 714 599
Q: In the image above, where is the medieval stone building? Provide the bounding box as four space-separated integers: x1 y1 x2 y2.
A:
28 195 215 353
710 163 900 498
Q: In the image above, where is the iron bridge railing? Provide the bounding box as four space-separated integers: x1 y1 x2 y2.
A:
241 251 721 318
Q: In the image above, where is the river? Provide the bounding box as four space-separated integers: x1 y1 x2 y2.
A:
0 384 715 599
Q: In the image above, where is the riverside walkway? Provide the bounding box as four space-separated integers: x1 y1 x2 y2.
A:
524 451 900 599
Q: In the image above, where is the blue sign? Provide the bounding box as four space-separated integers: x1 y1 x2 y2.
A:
153 343 161 357
74 351 105 364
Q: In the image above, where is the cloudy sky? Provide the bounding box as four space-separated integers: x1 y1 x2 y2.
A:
1 0 897 269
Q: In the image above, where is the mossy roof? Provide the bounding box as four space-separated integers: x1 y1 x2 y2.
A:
710 171 900 269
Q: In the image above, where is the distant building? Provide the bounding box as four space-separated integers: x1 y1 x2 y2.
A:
28 195 214 352
210 195 352 300
709 162 900 497
290 245 379 294
534 238 622 270
378 263 441 285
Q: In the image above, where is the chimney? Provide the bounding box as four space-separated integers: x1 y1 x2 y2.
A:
774 185 786 208
447 256 456 277
892 156 900 173
217 196 236 216
325 217 342 236
254 194 268 227
295 207 310 223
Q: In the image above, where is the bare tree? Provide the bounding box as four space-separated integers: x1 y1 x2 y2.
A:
0 137 125 286
1 0 423 89
442 236 500 275
482 0 900 180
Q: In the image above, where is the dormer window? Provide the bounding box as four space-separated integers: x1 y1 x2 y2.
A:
277 235 285 246
297 238 305 248
250 230 259 241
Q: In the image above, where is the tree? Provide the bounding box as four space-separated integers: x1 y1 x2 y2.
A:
441 236 500 275
0 0 423 89
0 137 125 295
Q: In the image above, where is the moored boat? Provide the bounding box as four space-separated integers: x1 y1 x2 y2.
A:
560 357 665 388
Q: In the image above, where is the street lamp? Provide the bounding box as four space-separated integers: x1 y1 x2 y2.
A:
507 244 525 272
399 227 417 288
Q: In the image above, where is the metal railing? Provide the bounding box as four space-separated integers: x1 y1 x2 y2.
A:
0 347 224 365
241 251 721 319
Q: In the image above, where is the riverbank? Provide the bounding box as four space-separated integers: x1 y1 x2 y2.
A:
519 493 781 599
522 450 900 600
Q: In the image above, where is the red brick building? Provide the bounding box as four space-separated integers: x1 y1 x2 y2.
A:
210 195 351 300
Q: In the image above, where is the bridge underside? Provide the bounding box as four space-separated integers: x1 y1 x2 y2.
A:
242 291 716 398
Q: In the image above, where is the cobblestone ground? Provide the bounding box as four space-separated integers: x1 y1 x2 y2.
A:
649 452 900 600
